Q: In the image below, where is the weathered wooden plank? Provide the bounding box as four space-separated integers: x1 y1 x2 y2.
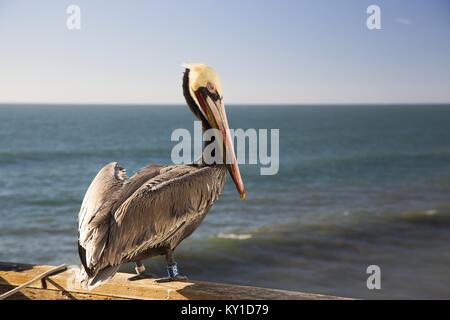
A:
0 285 128 300
0 264 67 300
0 262 350 300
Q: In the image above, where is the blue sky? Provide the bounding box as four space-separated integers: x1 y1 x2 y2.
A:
0 0 449 104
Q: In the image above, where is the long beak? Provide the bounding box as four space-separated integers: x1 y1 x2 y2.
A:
195 89 246 199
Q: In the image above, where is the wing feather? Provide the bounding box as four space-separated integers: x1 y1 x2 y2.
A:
78 162 128 269
100 165 226 268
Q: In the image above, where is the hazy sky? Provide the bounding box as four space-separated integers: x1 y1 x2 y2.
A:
0 0 449 104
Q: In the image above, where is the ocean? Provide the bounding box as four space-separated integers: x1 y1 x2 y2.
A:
0 104 449 299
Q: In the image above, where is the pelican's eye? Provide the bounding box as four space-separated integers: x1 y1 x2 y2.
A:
206 82 215 92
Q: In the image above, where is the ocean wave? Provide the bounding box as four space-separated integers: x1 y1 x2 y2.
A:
398 206 450 226
24 198 80 207
0 147 169 161
289 151 450 170
216 233 252 240
209 204 450 243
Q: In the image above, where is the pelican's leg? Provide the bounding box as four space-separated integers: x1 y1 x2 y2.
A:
135 260 146 275
163 250 188 281
128 260 158 281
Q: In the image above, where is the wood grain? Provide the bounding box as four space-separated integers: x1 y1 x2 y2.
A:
0 262 350 300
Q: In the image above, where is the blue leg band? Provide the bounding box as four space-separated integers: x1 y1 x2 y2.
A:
167 262 179 278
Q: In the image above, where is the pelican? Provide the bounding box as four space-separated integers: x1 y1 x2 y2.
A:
77 64 245 289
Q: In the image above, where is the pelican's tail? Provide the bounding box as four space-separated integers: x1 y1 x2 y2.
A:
77 265 90 289
88 265 121 290
77 264 120 291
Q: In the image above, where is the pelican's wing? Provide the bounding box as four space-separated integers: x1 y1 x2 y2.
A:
78 162 128 270
100 165 226 268
110 163 164 214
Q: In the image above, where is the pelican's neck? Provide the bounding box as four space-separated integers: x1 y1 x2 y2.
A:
195 124 217 165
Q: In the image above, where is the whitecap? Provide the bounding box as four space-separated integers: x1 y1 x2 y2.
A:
217 233 252 240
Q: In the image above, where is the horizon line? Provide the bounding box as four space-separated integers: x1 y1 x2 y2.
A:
1 102 450 107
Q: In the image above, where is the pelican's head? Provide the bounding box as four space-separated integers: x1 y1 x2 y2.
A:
182 63 245 200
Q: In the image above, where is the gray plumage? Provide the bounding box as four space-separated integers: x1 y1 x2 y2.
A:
78 162 226 289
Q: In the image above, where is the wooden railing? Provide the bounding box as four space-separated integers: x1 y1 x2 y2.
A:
0 262 350 300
